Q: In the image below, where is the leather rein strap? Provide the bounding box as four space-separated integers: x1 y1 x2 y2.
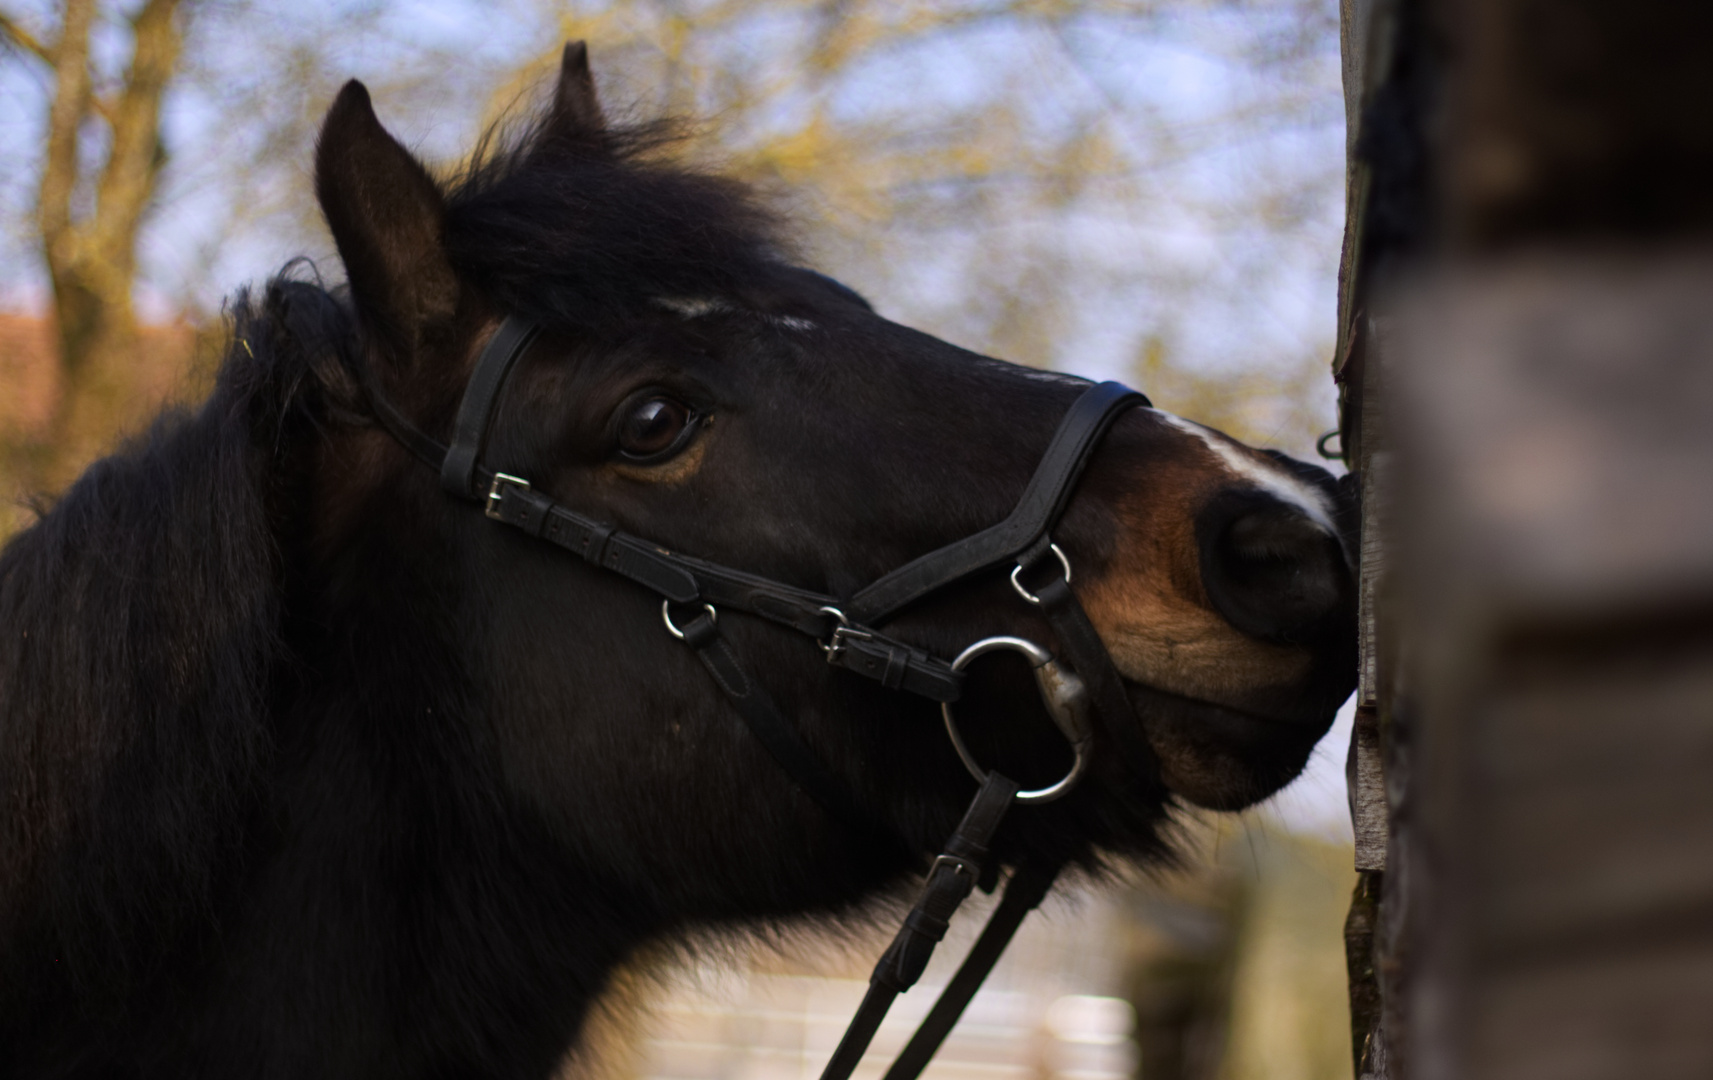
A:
355 313 1153 1080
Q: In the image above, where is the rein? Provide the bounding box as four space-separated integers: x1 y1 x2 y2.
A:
357 314 1157 1080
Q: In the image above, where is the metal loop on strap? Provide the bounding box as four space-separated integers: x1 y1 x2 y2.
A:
939 636 1092 803
1009 543 1072 606
661 601 718 641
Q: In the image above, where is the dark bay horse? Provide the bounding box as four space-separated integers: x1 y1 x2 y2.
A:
0 43 1355 1079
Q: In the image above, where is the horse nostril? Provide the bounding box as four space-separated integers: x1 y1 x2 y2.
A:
1196 492 1353 645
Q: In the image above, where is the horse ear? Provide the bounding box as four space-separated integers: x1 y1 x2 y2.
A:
314 80 458 352
547 41 606 139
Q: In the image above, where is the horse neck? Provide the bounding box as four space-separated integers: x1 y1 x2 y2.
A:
206 486 654 1074
0 378 639 1074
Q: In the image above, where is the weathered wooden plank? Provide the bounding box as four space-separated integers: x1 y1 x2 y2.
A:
1437 0 1713 246
1348 706 1388 873
1343 1 1713 1076
1393 260 1713 605
1471 936 1713 1080
1394 258 1713 1080
1337 0 1399 1075
1474 635 1713 954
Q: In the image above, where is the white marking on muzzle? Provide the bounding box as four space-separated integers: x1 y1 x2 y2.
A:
1152 410 1340 536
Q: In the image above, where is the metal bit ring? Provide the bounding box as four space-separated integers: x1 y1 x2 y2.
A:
940 635 1092 803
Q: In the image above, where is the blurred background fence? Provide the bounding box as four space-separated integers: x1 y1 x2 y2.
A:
565 821 1356 1080
0 2 1361 1077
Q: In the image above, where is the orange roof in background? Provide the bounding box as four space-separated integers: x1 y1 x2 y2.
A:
0 314 198 441
0 315 59 437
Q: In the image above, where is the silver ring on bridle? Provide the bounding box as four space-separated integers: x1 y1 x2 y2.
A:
941 635 1092 803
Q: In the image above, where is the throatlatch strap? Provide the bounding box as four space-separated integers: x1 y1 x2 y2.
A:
352 353 455 474
882 858 1062 1080
818 773 1020 1080
848 381 1148 625
675 609 881 839
441 317 542 499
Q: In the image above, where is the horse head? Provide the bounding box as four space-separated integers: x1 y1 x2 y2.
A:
306 40 1354 909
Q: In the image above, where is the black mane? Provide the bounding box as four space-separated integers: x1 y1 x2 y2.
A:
0 280 348 1016
442 114 795 327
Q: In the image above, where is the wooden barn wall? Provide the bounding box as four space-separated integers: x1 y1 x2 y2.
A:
1336 2 1713 1078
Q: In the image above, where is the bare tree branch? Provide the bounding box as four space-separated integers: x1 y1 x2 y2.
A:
0 9 52 64
0 9 121 126
88 0 182 290
10 0 190 491
37 0 95 283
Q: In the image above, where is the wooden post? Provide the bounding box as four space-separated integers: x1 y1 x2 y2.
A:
1397 258 1713 1080
1336 1 1406 1075
1338 1 1713 1077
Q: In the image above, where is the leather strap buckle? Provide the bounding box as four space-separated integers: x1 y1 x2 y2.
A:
817 606 873 661
929 853 976 884
485 473 531 521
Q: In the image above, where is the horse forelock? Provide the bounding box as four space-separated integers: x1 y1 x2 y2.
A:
441 110 798 329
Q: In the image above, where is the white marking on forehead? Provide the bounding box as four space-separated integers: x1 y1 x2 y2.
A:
972 355 1089 388
1152 410 1340 534
653 296 733 318
651 296 817 332
1016 367 1086 387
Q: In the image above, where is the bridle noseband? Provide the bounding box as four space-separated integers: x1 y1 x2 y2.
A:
357 313 1159 1080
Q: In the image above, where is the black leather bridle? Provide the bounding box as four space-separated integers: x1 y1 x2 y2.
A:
358 313 1159 1080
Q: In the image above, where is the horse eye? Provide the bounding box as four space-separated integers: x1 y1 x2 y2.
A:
617 397 694 460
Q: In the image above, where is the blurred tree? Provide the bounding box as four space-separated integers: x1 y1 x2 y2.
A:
2 0 185 485
1 0 1341 512
0 0 476 504
1110 815 1357 1080
1133 332 1333 449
